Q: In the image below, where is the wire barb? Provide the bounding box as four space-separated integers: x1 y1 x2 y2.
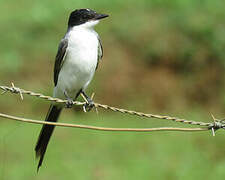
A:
0 84 225 133
208 113 225 136
10 82 24 100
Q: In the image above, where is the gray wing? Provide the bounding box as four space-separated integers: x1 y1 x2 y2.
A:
54 38 68 86
96 37 103 70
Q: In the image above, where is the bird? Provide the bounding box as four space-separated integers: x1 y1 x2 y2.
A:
35 8 108 171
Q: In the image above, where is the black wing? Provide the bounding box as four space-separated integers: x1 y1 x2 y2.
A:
96 36 103 70
54 38 68 86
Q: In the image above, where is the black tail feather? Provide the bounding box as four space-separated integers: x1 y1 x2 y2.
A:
35 105 62 171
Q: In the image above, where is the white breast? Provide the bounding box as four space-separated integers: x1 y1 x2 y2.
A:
54 26 99 100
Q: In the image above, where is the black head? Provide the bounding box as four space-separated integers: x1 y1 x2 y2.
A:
68 9 108 27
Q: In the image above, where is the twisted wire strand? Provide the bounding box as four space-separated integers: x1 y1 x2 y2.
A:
0 84 224 133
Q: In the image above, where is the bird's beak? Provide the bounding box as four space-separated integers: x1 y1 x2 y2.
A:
94 13 109 20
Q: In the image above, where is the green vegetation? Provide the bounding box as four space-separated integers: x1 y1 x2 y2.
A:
1 113 225 180
0 0 225 179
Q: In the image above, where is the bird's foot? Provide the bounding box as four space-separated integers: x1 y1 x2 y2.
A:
81 91 95 112
64 91 73 108
66 99 74 108
83 98 95 112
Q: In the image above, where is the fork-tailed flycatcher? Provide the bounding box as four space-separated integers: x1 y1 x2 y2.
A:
35 9 108 171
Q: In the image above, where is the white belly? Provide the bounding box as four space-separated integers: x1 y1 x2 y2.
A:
53 27 98 100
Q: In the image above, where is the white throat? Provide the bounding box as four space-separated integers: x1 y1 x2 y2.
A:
76 20 100 29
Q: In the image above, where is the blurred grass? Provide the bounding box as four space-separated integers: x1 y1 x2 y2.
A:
0 0 225 179
1 112 225 180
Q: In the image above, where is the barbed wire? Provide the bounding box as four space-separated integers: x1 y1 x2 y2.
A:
0 83 224 135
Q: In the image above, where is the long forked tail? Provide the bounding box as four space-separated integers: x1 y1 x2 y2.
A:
35 105 62 172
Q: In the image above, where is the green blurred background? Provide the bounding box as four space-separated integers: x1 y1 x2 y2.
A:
0 0 225 179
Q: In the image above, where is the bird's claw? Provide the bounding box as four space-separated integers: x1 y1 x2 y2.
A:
83 99 95 112
66 99 73 108
64 91 74 108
